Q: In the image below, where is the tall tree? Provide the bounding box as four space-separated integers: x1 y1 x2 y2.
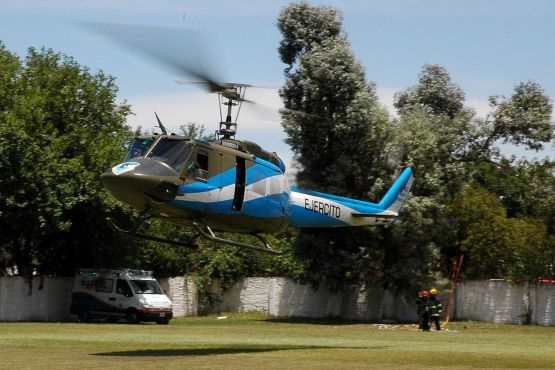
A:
278 2 395 291
0 45 133 276
278 2 391 198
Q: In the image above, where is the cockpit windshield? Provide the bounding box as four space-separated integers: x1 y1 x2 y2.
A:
147 138 192 171
124 137 156 162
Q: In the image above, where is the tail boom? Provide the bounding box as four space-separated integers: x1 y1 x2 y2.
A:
288 168 413 228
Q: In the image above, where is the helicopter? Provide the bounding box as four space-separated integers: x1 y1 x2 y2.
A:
94 23 414 255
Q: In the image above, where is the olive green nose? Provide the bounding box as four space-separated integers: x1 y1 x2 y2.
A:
101 158 179 205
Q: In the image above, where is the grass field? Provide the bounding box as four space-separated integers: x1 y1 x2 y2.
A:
1 313 554 369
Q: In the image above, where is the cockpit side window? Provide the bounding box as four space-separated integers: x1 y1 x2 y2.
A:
124 137 156 162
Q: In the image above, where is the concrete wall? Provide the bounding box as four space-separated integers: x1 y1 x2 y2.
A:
532 283 555 326
454 280 555 325
212 278 553 325
1 276 553 325
211 277 343 317
0 276 73 321
159 276 198 317
211 278 418 322
340 284 419 322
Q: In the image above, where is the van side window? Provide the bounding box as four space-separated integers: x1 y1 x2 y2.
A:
95 278 114 293
116 279 133 297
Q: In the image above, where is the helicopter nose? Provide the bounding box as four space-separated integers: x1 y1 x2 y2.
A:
101 158 180 207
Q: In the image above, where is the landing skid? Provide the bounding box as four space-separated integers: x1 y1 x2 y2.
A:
107 217 199 248
192 222 283 255
106 218 282 255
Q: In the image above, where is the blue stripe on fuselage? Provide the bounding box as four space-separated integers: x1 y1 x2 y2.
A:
171 192 287 219
252 157 283 173
247 163 280 185
179 161 281 194
178 167 235 194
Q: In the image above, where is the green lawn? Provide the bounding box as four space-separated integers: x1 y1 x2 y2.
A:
1 314 554 369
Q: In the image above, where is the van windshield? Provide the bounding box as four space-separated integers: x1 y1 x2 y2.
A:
130 279 163 294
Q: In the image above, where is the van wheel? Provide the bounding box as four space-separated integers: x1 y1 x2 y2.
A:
78 310 91 323
126 310 139 324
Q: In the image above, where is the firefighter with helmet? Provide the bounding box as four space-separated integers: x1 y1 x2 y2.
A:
429 288 442 331
416 290 430 331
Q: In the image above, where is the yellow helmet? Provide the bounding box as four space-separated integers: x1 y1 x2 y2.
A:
430 288 437 295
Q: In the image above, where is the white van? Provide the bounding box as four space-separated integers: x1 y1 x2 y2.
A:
70 268 173 324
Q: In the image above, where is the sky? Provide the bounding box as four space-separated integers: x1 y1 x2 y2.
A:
2 0 555 170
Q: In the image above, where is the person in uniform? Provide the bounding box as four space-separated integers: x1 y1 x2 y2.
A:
429 287 443 331
416 290 430 331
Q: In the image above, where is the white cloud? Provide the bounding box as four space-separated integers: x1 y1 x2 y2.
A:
376 86 397 117
465 97 493 119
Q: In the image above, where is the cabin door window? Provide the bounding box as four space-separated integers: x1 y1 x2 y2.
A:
187 150 209 182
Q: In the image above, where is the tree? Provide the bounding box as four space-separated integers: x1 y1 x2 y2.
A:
277 1 342 69
472 160 555 220
461 81 553 162
279 2 554 290
489 81 553 150
394 64 465 118
392 62 555 283
179 122 211 140
0 45 133 276
278 2 400 291
278 3 391 198
382 66 476 293
450 184 552 280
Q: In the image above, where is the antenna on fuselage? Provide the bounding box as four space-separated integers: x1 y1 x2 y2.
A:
154 112 168 135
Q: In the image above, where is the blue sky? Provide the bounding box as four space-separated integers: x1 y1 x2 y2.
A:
2 0 555 169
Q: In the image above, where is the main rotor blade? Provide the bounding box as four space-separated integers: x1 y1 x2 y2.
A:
81 22 224 93
176 80 279 90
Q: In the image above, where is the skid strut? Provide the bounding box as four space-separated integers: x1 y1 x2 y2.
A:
192 223 282 255
106 217 282 255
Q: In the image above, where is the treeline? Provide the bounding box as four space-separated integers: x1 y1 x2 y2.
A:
1 2 554 300
277 2 555 295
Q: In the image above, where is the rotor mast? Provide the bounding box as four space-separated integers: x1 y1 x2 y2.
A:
218 85 246 140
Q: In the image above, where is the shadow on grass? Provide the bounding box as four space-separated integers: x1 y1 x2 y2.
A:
93 345 389 357
261 317 386 326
